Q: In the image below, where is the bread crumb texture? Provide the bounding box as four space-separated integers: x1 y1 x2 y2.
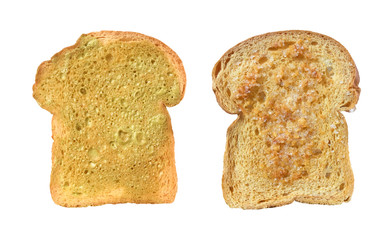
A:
33 31 186 207
212 30 360 209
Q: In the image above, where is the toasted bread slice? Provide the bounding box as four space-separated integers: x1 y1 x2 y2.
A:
212 30 360 209
33 31 186 207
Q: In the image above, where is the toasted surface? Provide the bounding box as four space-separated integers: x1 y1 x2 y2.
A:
33 31 186 207
212 30 360 209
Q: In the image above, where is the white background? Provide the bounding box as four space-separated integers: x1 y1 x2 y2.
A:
1 0 388 239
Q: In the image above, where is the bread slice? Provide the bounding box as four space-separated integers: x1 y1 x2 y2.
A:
33 31 186 207
212 30 360 209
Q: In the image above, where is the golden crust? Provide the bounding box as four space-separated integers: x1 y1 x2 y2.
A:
34 31 186 207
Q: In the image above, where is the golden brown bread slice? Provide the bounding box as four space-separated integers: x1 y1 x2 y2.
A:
212 30 360 209
33 31 186 207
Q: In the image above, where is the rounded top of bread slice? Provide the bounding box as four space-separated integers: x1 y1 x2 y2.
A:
212 30 360 115
34 31 186 114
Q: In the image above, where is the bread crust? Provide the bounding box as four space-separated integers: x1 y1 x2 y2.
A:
34 31 186 207
213 30 359 209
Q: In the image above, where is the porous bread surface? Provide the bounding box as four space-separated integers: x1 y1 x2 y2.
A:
33 31 186 207
212 30 360 209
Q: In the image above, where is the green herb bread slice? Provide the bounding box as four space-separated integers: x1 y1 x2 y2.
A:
212 30 360 209
33 31 186 207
